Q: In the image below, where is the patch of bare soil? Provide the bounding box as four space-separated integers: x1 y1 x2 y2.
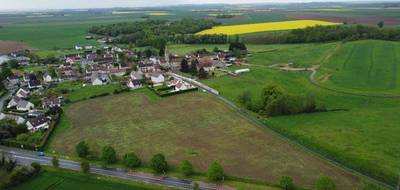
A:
0 41 35 54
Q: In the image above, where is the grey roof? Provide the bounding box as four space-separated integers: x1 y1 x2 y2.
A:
28 116 48 127
91 72 110 83
17 100 31 108
130 71 143 80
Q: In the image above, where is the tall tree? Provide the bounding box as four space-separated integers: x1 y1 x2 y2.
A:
180 160 194 176
207 161 224 182
377 21 384 28
75 141 89 158
198 67 208 79
180 59 189 73
150 153 168 173
101 145 117 164
123 152 141 168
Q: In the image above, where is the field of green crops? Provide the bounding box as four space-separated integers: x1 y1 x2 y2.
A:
199 40 400 185
317 40 400 95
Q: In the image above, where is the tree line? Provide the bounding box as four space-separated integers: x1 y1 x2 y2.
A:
247 24 400 44
238 84 326 117
88 19 228 46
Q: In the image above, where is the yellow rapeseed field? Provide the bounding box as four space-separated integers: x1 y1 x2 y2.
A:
196 20 340 35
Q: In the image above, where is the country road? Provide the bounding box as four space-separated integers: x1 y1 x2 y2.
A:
0 147 223 190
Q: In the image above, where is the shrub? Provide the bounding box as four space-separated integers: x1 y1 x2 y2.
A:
180 160 194 176
30 162 41 174
279 176 294 190
150 153 168 173
207 161 224 182
123 152 141 168
75 141 89 158
315 176 336 190
193 182 200 190
52 156 59 168
101 145 117 164
80 161 90 173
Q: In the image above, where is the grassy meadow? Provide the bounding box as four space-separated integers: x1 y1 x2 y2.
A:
47 88 366 189
200 40 400 185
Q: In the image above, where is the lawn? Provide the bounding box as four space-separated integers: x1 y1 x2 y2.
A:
11 167 174 190
55 81 122 103
199 40 400 185
48 88 365 189
196 20 340 35
316 40 400 95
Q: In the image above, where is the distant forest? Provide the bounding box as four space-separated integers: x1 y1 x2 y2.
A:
89 19 228 47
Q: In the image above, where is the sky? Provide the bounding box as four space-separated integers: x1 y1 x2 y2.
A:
0 0 395 11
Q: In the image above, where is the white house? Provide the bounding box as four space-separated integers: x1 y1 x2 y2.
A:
16 88 30 99
234 68 250 75
0 55 10 65
127 79 143 89
26 116 49 131
75 45 83 50
43 73 53 83
91 72 111 86
150 73 165 85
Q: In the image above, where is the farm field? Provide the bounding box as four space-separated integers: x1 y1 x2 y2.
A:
11 167 173 190
316 40 400 95
0 22 97 50
48 88 366 189
200 40 400 185
196 20 340 35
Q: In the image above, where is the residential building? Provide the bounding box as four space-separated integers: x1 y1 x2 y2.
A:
42 97 62 109
15 88 30 99
26 116 49 131
91 72 111 85
150 73 165 85
16 100 34 112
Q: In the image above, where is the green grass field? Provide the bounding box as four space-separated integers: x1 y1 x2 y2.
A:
47 88 365 189
317 40 400 95
199 40 400 185
11 167 173 190
56 81 122 103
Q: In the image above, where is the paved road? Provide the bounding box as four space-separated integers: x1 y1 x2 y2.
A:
0 147 220 190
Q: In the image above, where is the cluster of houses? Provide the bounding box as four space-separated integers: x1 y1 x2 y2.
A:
0 45 246 135
0 50 31 66
2 75 62 132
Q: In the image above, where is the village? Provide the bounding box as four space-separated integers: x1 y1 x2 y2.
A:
0 44 248 147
